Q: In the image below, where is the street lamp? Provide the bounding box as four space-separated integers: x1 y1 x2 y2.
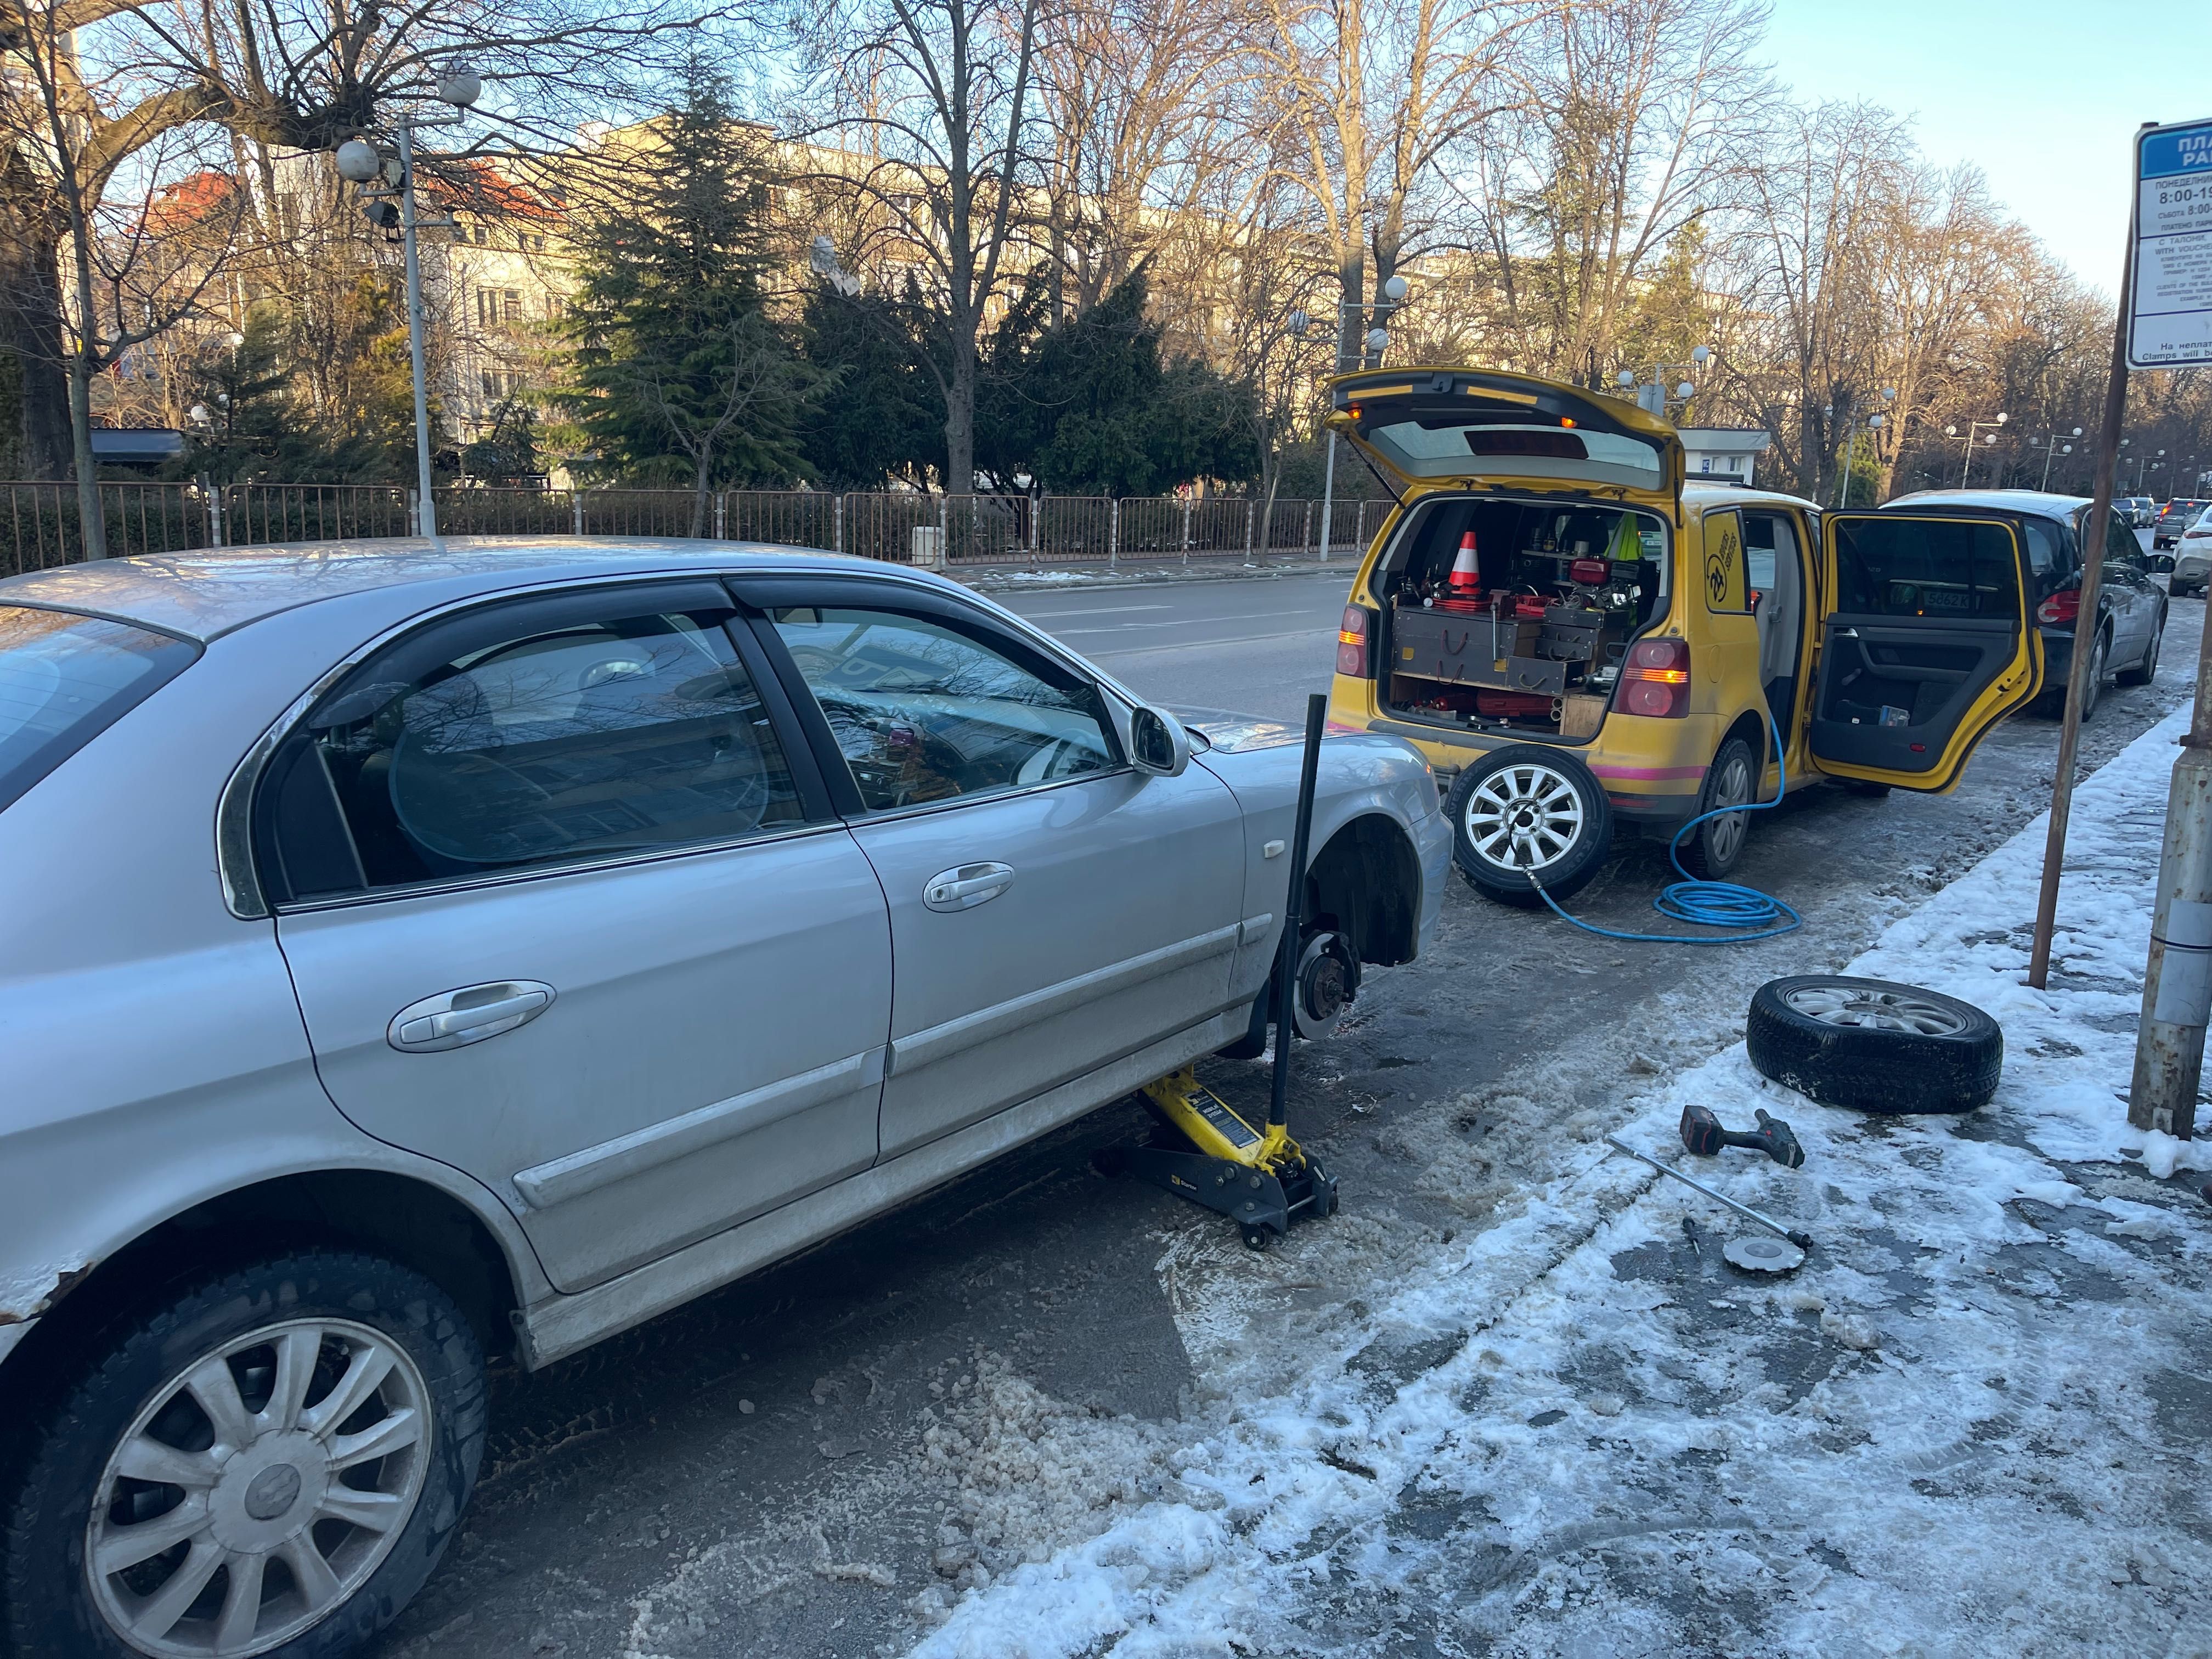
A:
1620 347 1711 418
2039 426 2084 492
1946 411 2007 488
333 60 481 545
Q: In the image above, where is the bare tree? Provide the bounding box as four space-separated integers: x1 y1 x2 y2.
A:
784 0 1045 492
1243 0 1534 370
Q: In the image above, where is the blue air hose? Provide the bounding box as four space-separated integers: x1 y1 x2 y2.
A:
1526 707 1802 943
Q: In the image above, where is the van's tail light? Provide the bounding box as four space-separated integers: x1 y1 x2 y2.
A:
2038 589 2081 625
1621 636 1691 718
1337 603 1375 678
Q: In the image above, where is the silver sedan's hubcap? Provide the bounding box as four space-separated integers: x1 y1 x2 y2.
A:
1465 763 1586 872
87 1318 431 1658
1781 984 1967 1035
1703 754 1753 865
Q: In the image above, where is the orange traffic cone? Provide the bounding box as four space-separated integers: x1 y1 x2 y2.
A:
1448 530 1480 595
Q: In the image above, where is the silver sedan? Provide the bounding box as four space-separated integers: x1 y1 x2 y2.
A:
0 539 1446 1659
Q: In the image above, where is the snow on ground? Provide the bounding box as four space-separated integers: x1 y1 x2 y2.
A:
891 709 2212 1658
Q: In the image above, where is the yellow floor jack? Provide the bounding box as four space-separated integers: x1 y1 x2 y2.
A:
1096 695 1340 1251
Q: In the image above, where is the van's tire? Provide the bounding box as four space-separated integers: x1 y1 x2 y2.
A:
3 1251 485 1659
1746 975 2003 1114
1446 746 1612 909
1674 735 1758 881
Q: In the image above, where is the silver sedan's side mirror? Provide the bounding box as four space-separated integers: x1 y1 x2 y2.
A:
1129 706 1190 777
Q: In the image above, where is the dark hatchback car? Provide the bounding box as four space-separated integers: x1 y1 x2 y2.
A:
2155 498 2210 549
1883 489 2167 719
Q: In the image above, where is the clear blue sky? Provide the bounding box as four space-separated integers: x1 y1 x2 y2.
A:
1762 0 2203 292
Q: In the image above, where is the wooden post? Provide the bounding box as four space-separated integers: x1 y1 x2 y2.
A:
2027 200 2136 987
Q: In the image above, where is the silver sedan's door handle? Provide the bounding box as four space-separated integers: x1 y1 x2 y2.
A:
923 862 1015 912
388 981 556 1053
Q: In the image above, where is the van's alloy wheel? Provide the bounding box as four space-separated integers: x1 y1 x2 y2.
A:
1746 975 2003 1113
4 1253 485 1659
1445 745 1612 908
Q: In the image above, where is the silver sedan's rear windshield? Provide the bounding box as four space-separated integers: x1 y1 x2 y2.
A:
0 605 199 812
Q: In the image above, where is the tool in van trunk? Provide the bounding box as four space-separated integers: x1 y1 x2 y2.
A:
1097 694 1340 1252
1605 1136 1812 1251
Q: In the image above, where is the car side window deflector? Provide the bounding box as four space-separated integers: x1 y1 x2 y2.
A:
764 605 1116 812
260 588 810 902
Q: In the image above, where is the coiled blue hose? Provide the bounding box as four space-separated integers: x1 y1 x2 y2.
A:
1527 706 1802 943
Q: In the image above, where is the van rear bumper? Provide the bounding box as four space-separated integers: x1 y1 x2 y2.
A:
1359 715 1707 822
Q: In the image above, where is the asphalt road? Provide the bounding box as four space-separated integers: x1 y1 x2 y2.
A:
374 567 2197 1659
995 571 1347 721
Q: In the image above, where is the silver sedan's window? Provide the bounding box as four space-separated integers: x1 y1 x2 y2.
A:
768 607 1114 812
279 601 805 895
0 606 198 813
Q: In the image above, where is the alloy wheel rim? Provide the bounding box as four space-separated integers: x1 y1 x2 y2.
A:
1465 763 1585 872
1704 754 1753 865
1781 984 1967 1035
85 1318 432 1658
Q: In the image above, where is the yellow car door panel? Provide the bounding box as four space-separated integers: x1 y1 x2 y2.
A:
1809 512 2044 792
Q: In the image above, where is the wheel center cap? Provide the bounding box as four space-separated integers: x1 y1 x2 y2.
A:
244 1462 303 1521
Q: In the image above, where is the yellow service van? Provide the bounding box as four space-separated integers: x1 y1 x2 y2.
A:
1323 366 2046 905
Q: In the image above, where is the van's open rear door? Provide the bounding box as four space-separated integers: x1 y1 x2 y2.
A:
1808 512 2044 793
1326 367 1684 514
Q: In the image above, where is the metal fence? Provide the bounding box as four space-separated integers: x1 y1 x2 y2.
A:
3 481 1395 578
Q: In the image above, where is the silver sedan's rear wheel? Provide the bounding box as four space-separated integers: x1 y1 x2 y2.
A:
1445 744 1612 908
5 1253 484 1659
84 1319 431 1657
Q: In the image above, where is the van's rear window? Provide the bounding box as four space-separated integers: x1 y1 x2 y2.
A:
0 606 199 811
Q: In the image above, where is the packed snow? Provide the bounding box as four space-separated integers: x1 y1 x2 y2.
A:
872 708 2212 1657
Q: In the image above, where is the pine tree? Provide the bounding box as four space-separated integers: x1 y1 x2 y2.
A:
557 60 816 534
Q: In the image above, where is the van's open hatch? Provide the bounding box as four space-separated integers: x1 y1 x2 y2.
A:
1328 367 1685 506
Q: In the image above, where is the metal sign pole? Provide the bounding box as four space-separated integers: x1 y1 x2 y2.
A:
2127 113 2212 1136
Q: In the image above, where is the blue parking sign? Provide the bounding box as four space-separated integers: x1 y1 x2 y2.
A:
2132 116 2212 368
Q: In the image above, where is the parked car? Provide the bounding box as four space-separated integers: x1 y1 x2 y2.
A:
1884 489 2168 718
1323 366 2049 907
0 541 1448 1659
2154 498 2210 549
2119 495 2159 529
2169 505 2212 595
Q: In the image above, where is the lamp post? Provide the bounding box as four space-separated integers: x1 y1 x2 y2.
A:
1616 345 1712 420
1946 412 2007 488
334 61 481 545
2040 426 2084 492
1316 273 1411 564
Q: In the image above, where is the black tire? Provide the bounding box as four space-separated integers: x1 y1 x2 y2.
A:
1674 735 1758 881
2079 629 2107 720
4 1252 486 1659
1445 744 1613 909
1747 975 2003 1114
2116 613 2163 687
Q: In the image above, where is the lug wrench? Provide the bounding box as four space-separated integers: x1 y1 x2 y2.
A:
1605 1136 1812 1251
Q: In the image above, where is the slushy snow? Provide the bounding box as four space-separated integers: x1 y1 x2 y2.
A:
897 709 2212 1657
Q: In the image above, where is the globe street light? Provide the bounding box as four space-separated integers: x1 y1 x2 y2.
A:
2040 425 2083 491
1316 273 1418 565
333 61 481 545
1952 412 2007 488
